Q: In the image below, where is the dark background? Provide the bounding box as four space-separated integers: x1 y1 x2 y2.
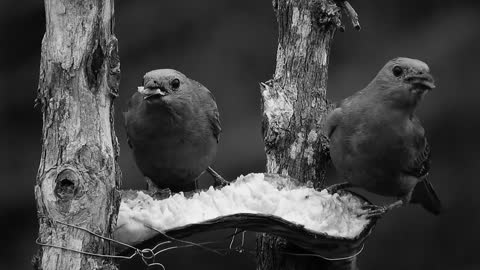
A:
1 0 479 269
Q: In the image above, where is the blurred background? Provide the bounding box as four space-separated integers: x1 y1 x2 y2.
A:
1 0 479 269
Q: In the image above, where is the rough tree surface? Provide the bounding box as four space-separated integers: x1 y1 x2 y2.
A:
258 0 357 269
34 0 121 269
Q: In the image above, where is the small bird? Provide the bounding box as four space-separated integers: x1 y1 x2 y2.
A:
326 57 442 217
124 69 227 193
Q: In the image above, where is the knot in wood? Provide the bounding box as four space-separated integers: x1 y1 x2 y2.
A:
86 42 105 92
311 0 342 28
54 169 79 200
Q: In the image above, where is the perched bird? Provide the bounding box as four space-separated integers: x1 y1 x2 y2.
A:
124 69 227 193
326 57 442 217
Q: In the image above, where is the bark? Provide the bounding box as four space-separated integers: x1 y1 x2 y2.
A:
258 0 357 269
34 0 121 269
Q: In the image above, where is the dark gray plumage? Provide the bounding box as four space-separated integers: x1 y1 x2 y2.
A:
124 69 224 192
326 57 442 217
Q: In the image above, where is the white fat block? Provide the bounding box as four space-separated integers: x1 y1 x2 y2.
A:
114 173 368 245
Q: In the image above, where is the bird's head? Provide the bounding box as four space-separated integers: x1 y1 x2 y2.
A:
370 57 435 109
137 69 189 102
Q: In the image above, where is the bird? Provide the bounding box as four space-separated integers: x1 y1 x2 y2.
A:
124 69 227 193
325 57 442 217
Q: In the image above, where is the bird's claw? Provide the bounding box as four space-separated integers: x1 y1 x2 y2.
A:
144 177 172 199
151 188 172 200
324 182 352 195
358 204 389 219
215 177 229 188
325 186 339 195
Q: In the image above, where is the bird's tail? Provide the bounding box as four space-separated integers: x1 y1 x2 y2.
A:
410 179 442 215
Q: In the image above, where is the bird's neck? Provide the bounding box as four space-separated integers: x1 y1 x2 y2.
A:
380 98 418 120
143 99 171 114
143 98 195 125
369 83 421 116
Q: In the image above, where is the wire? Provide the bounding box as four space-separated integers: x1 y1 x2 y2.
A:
35 219 222 268
37 219 364 267
141 222 225 256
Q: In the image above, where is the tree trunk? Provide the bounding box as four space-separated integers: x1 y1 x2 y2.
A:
34 0 121 269
257 0 356 269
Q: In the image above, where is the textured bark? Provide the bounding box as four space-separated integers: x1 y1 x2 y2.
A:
34 0 121 269
258 0 356 269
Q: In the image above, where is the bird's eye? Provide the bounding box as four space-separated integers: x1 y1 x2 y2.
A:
171 78 180 89
392 66 403 77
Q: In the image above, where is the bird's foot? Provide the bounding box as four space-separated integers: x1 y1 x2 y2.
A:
359 200 404 219
207 167 229 188
324 182 352 194
151 188 172 200
359 204 390 219
145 177 172 199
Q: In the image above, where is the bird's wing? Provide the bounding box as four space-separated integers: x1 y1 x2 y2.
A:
406 121 441 214
405 138 430 178
325 107 343 138
193 80 222 143
207 91 222 143
404 117 430 179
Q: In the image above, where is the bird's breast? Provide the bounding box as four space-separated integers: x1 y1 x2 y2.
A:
128 102 217 187
330 110 416 196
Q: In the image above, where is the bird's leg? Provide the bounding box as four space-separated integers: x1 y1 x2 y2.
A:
207 167 229 187
361 188 416 218
361 200 405 219
325 182 353 194
194 179 199 190
145 177 172 199
146 177 159 192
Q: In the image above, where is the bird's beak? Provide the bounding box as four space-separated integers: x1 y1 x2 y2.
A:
405 73 436 91
137 86 167 100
